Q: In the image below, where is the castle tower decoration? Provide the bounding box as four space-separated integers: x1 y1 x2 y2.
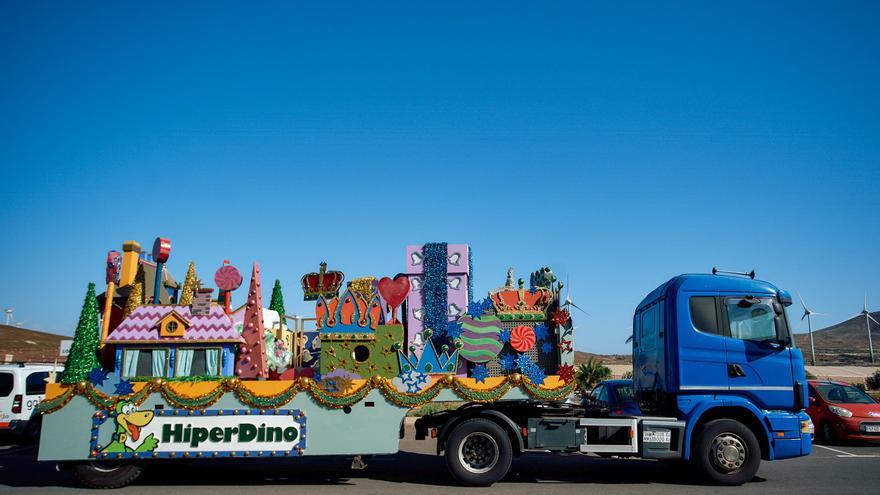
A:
405 243 470 352
301 262 344 301
235 263 269 379
316 288 402 379
484 268 560 377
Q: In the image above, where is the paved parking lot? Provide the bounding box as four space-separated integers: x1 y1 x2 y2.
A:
1 431 879 495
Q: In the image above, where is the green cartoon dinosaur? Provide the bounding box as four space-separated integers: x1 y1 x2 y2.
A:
101 401 159 454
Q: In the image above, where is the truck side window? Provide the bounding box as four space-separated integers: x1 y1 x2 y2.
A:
0 373 12 397
726 297 777 342
26 372 49 395
690 296 719 335
641 305 657 350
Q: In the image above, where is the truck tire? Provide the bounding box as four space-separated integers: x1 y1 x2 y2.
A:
694 419 761 486
73 461 143 489
445 418 513 486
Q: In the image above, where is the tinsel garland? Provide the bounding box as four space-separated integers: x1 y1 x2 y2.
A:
467 247 474 307
423 242 448 346
39 374 575 414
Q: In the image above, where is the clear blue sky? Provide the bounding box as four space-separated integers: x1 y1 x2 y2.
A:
2 1 878 354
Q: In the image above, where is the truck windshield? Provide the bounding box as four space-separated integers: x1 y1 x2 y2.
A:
815 384 876 404
726 297 785 342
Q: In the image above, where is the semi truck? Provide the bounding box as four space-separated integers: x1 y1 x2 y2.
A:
37 270 812 488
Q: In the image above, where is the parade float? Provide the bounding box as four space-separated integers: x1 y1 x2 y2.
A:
38 239 577 487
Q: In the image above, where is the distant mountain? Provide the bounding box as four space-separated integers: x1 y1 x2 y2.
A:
574 350 631 365
793 311 880 365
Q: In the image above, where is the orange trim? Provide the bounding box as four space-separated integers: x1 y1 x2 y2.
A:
0 422 10 429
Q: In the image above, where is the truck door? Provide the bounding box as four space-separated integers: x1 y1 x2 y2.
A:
678 294 730 393
722 295 795 410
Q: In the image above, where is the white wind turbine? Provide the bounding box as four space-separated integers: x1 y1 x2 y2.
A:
562 275 590 317
854 293 879 365
799 293 825 366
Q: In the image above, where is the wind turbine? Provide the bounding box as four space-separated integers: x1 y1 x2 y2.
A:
799 293 825 366
855 293 878 365
4 308 13 326
562 275 590 317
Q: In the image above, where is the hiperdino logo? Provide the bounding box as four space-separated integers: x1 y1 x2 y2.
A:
161 421 300 448
96 408 307 457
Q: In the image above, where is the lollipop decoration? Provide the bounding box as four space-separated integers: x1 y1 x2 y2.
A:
151 237 171 304
214 260 243 314
377 274 410 324
510 325 537 352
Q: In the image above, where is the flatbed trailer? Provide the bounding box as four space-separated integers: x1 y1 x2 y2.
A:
36 240 813 488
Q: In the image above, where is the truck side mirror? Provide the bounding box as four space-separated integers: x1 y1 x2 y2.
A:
774 315 791 347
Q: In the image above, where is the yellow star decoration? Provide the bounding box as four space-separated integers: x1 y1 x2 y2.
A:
325 346 337 358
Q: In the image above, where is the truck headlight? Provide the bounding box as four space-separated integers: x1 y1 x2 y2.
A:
828 405 853 418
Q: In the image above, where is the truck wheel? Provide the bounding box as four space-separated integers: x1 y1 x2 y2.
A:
694 419 760 486
73 461 143 489
445 418 513 486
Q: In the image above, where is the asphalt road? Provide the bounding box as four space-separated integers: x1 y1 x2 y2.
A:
1 428 879 495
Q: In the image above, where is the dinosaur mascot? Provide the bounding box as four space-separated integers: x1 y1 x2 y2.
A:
100 401 159 454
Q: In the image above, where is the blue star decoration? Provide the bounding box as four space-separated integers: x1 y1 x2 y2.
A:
467 301 484 318
533 323 550 342
499 353 516 371
515 353 533 372
541 341 554 354
499 329 511 343
88 368 108 386
526 365 547 386
114 379 134 396
529 285 538 294
446 321 464 340
470 364 489 384
481 298 494 313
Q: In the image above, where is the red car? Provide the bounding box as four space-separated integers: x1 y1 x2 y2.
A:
807 380 880 443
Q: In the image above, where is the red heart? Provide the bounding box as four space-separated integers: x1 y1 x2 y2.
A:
378 275 410 309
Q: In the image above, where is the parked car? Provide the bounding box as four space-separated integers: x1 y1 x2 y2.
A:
806 380 880 443
585 379 642 416
0 363 60 440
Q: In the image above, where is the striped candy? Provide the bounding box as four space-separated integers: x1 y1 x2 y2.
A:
510 325 536 352
457 316 504 363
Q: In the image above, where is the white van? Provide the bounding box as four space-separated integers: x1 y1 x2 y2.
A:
0 363 61 439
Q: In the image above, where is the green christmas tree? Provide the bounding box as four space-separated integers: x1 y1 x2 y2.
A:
62 282 102 384
269 279 286 317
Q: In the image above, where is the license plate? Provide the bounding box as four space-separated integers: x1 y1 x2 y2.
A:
865 425 880 433
643 431 671 443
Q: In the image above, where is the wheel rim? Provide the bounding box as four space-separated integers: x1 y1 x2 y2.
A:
710 433 748 473
458 432 500 474
87 461 122 473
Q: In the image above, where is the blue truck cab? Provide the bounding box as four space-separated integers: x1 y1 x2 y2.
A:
633 273 813 482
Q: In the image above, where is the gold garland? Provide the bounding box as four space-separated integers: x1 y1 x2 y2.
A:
38 375 575 414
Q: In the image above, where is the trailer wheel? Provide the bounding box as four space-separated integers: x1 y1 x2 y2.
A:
73 461 143 489
445 418 512 486
694 419 760 486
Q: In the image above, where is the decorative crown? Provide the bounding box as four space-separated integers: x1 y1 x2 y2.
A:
489 277 553 321
315 288 382 339
302 261 345 301
398 337 459 374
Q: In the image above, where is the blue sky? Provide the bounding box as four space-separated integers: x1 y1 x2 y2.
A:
1 1 878 354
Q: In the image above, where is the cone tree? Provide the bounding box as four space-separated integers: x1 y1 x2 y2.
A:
178 261 199 305
269 279 286 317
235 263 268 379
122 265 145 318
62 283 102 383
